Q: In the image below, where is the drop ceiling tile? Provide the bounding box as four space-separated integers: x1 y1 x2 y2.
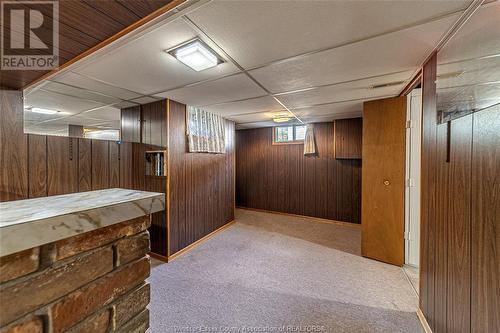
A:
291 100 364 118
25 123 69 137
52 71 142 100
82 106 121 121
24 111 65 124
131 96 162 104
301 112 363 124
249 14 459 93
155 73 266 106
113 101 140 109
236 121 292 129
438 4 500 64
38 81 122 105
203 96 285 118
188 1 469 68
277 71 412 108
72 19 240 95
24 89 107 115
226 111 293 124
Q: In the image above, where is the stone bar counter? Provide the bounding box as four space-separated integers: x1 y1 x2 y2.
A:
0 189 165 333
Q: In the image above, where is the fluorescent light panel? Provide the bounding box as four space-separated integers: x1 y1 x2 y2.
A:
167 39 222 72
273 117 291 123
31 108 58 115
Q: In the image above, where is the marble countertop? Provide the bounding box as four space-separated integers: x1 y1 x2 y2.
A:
0 189 165 257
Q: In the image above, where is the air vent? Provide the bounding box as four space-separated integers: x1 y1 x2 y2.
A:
369 81 406 89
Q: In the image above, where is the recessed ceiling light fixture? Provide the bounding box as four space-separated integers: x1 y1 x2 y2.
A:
273 116 292 123
30 107 59 115
167 38 223 72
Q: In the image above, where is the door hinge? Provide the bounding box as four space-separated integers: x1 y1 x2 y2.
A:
405 232 412 240
406 178 413 187
406 120 412 129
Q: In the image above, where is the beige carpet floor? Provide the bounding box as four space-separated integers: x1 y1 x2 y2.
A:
149 209 422 333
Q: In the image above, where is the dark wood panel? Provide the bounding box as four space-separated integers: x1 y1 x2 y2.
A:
78 138 92 192
47 136 78 196
335 118 362 159
27 135 47 198
0 90 28 201
447 115 472 333
119 142 134 189
132 143 146 190
434 123 448 333
169 100 187 254
471 105 500 332
144 176 167 256
109 142 120 188
235 121 361 224
120 105 142 143
419 53 500 333
91 140 109 190
361 97 406 266
0 0 178 89
3 132 141 201
141 100 167 147
169 100 235 255
420 53 437 325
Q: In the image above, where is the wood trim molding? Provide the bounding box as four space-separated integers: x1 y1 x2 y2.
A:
168 220 236 261
166 99 171 257
23 0 187 90
417 308 433 333
236 206 361 228
399 69 422 96
149 252 169 262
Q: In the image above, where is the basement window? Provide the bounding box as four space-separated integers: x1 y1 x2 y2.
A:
273 125 306 144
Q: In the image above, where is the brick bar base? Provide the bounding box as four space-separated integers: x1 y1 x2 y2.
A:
0 215 152 333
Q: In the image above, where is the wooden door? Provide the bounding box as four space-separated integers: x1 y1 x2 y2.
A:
361 96 406 266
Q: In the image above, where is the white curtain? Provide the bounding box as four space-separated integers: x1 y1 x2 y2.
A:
303 124 316 155
187 106 226 153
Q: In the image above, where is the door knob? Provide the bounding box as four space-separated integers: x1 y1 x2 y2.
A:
383 180 390 186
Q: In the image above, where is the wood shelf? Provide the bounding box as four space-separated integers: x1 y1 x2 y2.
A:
145 150 167 177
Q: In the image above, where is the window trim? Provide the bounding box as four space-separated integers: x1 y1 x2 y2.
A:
272 125 305 145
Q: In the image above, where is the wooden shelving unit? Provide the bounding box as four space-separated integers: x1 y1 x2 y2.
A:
145 150 167 177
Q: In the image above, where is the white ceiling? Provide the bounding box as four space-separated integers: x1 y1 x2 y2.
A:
25 0 480 132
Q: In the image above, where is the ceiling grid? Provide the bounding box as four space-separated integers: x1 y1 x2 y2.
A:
22 0 483 134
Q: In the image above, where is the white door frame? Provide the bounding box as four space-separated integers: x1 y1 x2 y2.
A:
405 88 422 267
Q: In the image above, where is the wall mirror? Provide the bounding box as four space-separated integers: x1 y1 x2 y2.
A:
436 3 500 123
22 75 159 140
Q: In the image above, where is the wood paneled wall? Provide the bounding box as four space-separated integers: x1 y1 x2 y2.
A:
236 122 361 223
120 106 141 143
420 53 500 332
0 134 135 201
0 91 27 201
335 118 362 159
142 100 167 147
168 100 235 255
